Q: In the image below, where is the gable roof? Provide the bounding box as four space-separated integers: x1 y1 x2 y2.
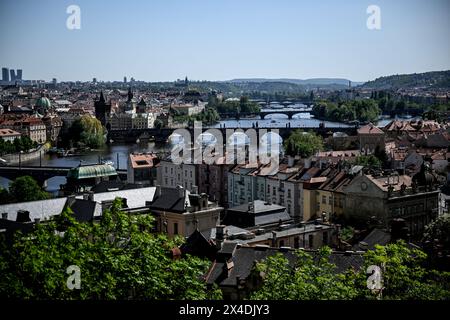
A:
357 123 384 135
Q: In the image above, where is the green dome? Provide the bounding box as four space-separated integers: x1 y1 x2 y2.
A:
36 97 51 109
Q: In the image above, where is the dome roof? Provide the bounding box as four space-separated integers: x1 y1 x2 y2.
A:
36 96 51 109
67 164 117 180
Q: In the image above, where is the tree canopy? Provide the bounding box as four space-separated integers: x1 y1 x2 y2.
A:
0 199 222 300
312 100 380 123
0 175 49 204
250 242 450 300
66 115 105 149
283 130 324 158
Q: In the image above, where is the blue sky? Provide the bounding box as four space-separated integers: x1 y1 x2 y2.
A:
0 0 449 82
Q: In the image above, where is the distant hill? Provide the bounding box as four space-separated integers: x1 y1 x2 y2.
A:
228 78 364 86
359 70 450 90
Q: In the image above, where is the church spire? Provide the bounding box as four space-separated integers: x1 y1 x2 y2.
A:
127 87 133 102
99 91 105 103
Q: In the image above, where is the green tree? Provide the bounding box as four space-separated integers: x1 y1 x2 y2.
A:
8 176 49 203
68 115 105 149
0 199 222 300
250 247 359 300
355 154 382 168
284 130 324 158
356 241 450 300
250 242 450 300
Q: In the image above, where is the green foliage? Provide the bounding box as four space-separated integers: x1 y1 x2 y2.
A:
250 247 359 300
284 130 324 158
423 214 450 253
340 226 355 242
0 175 49 204
356 241 450 300
208 96 260 115
67 115 105 149
312 100 380 123
0 198 222 300
0 136 37 155
355 154 382 168
250 242 450 300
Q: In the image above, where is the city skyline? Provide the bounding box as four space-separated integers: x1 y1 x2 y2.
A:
0 0 449 82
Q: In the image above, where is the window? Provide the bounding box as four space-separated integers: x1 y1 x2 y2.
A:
322 195 326 204
294 237 300 248
279 240 285 247
165 167 168 173
173 223 178 235
273 187 276 195
308 235 314 248
328 197 332 205
288 190 291 198
323 232 328 245
171 168 173 174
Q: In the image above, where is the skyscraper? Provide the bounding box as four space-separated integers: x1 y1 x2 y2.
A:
124 76 127 83
2 68 9 82
16 69 22 81
9 69 16 82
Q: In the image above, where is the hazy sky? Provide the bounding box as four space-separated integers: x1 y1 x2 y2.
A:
0 0 449 82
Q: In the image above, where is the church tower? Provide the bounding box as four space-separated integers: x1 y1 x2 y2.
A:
94 91 111 126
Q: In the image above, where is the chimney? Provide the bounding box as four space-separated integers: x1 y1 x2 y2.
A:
83 193 89 201
216 225 225 250
16 210 31 223
288 155 294 167
271 231 277 247
304 157 311 169
248 201 254 212
192 185 199 194
155 185 162 198
34 218 41 224
200 193 208 210
177 185 185 198
88 191 94 201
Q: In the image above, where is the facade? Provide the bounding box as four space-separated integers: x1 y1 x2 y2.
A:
0 128 21 142
127 153 159 185
131 113 156 129
197 160 231 207
149 185 223 238
358 123 385 154
343 167 440 237
108 113 132 131
42 113 63 143
157 158 197 191
19 117 46 143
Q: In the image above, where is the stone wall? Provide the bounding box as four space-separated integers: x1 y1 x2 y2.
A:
1 145 48 165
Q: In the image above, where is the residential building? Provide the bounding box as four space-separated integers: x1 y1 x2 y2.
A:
157 158 197 191
343 164 440 237
222 200 291 229
149 185 222 238
127 153 159 185
358 123 385 154
0 128 21 142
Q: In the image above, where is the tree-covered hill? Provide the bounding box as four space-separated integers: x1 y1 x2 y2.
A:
360 70 450 90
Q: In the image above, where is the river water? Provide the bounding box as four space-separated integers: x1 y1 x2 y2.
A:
0 112 412 194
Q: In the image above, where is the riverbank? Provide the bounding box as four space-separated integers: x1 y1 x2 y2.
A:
1 144 49 165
